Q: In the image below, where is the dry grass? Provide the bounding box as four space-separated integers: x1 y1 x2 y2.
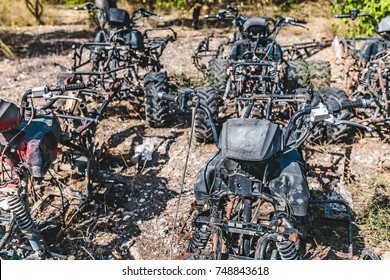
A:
0 0 89 27
0 0 37 26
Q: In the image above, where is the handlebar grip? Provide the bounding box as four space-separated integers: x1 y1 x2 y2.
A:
326 99 371 113
204 14 218 19
341 99 372 110
145 11 162 19
64 83 87 91
294 19 307 24
335 14 351 18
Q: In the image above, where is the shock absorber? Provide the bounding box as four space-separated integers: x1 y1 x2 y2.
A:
7 195 34 233
358 67 373 90
7 195 45 255
188 225 211 255
276 240 299 260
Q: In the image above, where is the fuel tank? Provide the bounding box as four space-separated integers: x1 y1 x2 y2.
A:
0 113 61 178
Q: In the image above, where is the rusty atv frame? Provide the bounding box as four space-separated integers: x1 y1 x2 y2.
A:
0 81 121 259
71 3 178 128
335 10 390 126
159 89 372 260
192 7 332 85
191 15 344 144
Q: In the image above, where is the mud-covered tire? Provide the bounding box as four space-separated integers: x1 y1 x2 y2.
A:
194 87 218 143
144 72 170 128
309 88 352 144
307 60 331 89
207 58 230 94
284 60 310 93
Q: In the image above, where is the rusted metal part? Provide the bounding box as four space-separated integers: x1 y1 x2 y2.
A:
281 38 333 60
212 231 219 254
178 251 192 260
378 66 388 111
225 195 235 219
288 229 299 243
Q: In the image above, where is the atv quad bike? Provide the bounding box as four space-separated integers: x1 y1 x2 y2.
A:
159 89 373 260
335 10 390 127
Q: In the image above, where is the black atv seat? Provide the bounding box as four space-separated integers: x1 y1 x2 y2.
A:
0 99 21 132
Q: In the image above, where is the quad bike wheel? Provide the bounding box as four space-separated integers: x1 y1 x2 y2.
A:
207 58 230 94
144 72 170 128
307 60 331 89
193 86 219 143
284 60 310 93
309 88 353 144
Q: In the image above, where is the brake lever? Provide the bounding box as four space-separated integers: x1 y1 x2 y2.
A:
324 115 373 133
291 23 309 30
48 95 83 102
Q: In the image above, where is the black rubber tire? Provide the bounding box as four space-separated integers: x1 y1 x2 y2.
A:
207 58 230 94
307 60 331 89
284 60 310 93
144 72 170 128
309 88 353 144
194 86 218 143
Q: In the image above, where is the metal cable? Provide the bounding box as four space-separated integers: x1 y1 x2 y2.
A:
169 102 198 260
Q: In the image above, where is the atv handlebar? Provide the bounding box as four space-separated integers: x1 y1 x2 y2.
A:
74 2 95 11
132 7 162 20
159 89 372 148
335 10 378 31
335 9 361 20
285 17 307 24
29 83 89 99
335 14 352 19
327 98 372 113
205 6 239 20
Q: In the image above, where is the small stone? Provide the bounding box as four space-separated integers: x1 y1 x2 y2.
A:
382 160 390 170
139 198 145 203
111 250 122 260
130 246 141 260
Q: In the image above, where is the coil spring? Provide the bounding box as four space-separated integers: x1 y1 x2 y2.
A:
358 68 372 89
7 195 34 233
276 240 299 260
189 225 211 254
269 68 277 77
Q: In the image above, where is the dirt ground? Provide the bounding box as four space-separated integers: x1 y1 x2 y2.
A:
0 17 389 260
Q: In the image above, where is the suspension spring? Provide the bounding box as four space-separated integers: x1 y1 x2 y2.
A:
276 240 299 260
358 68 372 89
269 68 277 78
189 225 211 254
7 195 34 233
